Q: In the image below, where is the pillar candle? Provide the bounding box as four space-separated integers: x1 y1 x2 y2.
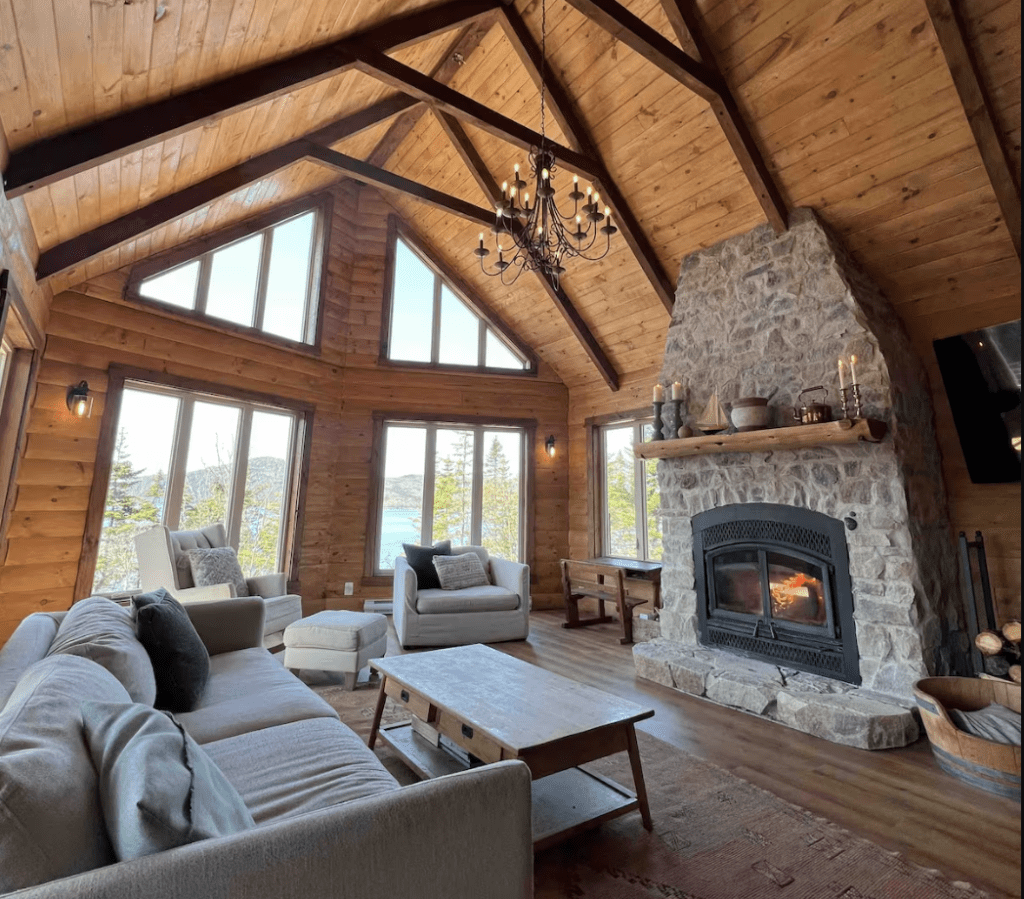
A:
653 384 665 402
671 381 683 400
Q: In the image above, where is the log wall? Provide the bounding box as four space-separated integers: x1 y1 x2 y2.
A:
0 182 569 642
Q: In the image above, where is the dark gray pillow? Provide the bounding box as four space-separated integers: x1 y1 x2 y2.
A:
80 700 255 861
402 540 452 590
132 590 210 713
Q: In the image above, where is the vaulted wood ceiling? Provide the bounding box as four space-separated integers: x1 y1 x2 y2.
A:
1 0 1019 392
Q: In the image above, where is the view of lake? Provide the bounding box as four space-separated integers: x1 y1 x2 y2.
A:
379 507 420 569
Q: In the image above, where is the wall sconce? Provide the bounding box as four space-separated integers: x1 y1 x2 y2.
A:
545 435 556 458
66 380 94 418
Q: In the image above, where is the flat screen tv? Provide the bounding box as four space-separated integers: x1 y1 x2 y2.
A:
933 318 1021 484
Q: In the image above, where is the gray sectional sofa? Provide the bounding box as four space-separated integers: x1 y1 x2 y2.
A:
0 597 533 899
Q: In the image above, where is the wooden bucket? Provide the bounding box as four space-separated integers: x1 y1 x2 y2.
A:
913 677 1021 801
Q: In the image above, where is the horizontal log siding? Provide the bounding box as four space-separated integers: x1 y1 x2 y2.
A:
0 182 569 641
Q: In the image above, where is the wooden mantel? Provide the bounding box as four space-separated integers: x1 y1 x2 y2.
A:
634 418 888 460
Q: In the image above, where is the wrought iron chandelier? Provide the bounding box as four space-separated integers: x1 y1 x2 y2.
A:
474 0 616 286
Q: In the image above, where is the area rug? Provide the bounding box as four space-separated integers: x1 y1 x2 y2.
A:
315 683 990 899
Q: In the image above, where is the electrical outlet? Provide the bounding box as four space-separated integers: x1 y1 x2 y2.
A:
344 582 354 596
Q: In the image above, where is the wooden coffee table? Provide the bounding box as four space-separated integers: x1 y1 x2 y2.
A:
368 643 654 850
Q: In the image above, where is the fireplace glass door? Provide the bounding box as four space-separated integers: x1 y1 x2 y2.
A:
709 546 835 636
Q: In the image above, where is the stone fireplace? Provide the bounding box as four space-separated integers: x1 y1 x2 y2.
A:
634 209 968 749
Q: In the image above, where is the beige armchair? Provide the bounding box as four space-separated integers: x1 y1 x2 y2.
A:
134 523 302 649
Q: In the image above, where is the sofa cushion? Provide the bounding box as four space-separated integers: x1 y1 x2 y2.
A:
0 655 130 893
187 546 249 599
402 540 451 590
133 589 211 714
0 612 60 709
416 586 521 615
204 717 399 823
433 552 489 590
80 700 255 861
46 596 156 706
175 648 338 743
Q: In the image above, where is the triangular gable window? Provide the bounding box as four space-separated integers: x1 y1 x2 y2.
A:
384 230 534 372
127 199 328 347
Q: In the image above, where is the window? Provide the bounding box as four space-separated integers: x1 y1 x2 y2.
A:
599 421 661 561
91 380 306 595
128 200 327 346
374 419 527 573
384 228 534 372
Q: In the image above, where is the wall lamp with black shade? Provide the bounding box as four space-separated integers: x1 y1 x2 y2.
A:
66 380 94 418
545 435 556 458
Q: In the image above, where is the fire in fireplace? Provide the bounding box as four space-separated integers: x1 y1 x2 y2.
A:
693 503 860 684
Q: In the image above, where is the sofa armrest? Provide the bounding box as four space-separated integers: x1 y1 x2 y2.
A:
393 555 418 613
185 597 266 655
13 761 534 899
173 583 235 604
246 572 287 598
491 558 530 611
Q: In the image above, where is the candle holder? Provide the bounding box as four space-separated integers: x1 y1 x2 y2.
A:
651 401 664 441
840 384 863 420
663 399 681 439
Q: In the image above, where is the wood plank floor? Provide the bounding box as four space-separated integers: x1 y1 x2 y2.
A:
385 610 1021 898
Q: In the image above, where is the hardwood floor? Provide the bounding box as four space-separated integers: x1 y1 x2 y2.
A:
386 610 1021 898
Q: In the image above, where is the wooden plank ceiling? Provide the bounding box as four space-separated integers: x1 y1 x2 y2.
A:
0 0 1019 392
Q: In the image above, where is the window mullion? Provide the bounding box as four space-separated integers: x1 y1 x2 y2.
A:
164 397 194 530
478 321 486 367
194 256 212 315
422 427 437 544
634 425 648 559
301 213 320 343
471 427 484 546
253 233 272 331
227 407 252 550
430 276 442 364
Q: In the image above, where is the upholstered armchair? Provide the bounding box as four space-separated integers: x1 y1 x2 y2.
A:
134 523 302 649
393 544 530 649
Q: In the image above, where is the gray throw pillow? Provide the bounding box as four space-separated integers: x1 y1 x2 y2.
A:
0 655 129 893
132 589 210 713
46 595 156 705
434 552 489 590
402 540 452 590
80 700 255 861
186 546 249 598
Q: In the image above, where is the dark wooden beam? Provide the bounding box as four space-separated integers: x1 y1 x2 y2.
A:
565 0 788 234
3 0 502 198
656 0 706 62
305 143 495 227
498 4 675 311
367 13 497 169
924 0 1020 260
351 49 599 178
35 99 414 282
431 109 619 391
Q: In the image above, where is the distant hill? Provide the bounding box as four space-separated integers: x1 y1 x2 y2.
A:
129 456 288 514
383 473 424 509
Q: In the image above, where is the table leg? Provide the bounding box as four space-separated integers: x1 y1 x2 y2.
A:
625 724 652 830
368 675 387 749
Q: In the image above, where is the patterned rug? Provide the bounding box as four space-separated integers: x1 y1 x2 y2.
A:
314 681 990 899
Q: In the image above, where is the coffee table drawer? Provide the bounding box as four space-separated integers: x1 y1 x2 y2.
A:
384 679 434 721
434 709 504 764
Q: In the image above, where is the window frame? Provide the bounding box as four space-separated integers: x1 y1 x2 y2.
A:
378 217 539 375
124 195 332 353
77 365 315 599
363 411 537 585
587 409 661 562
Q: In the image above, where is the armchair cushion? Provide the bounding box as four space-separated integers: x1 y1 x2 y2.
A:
46 596 156 706
132 590 210 714
80 700 254 861
186 547 248 599
402 540 451 590
169 524 229 589
433 552 489 590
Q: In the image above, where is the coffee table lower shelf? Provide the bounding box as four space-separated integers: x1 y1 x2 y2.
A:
379 721 640 851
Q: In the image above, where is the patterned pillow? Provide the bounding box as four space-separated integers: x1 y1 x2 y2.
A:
433 552 489 590
186 547 248 598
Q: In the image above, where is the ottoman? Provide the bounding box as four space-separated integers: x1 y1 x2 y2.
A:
283 610 388 690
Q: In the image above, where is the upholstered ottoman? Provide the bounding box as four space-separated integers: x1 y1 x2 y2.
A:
283 611 388 690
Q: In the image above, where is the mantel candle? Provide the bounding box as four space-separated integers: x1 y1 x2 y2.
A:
671 381 683 400
653 383 665 402
838 358 847 389
849 354 858 384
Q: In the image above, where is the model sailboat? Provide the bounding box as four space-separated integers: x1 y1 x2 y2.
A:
695 389 729 433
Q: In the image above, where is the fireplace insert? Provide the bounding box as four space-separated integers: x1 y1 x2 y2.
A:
693 503 860 684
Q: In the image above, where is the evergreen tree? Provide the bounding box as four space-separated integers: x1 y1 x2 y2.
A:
481 435 519 559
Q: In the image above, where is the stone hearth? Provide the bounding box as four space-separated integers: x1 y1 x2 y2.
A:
634 209 967 749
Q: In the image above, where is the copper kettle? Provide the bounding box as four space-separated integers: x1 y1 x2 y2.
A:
793 386 833 425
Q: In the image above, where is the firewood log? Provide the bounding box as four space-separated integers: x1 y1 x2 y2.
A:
1009 664 1022 684
982 655 1011 678
1001 620 1021 644
976 630 1006 656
